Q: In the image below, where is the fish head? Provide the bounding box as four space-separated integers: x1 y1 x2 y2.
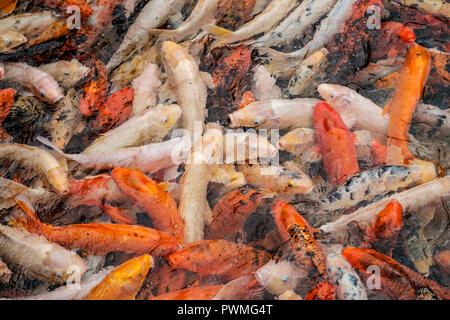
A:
317 84 356 128
161 41 187 79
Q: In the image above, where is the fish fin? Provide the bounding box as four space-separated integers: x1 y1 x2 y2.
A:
14 195 38 221
375 71 400 90
382 100 392 116
37 136 67 158
202 24 232 49
200 71 215 89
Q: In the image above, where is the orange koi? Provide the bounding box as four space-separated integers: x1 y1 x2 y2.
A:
67 174 124 208
397 26 416 43
272 200 327 283
382 44 431 163
371 138 387 166
305 281 336 300
16 200 180 256
168 239 271 281
28 20 71 47
205 187 262 240
88 86 134 133
111 168 184 241
0 0 17 17
343 247 450 300
85 254 153 300
313 101 359 186
360 201 403 256
102 203 137 225
79 55 108 117
0 88 16 141
149 285 224 300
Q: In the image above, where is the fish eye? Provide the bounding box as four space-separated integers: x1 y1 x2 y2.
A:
254 119 260 125
240 188 249 194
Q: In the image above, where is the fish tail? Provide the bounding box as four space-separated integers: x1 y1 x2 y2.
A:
202 24 232 50
14 195 39 222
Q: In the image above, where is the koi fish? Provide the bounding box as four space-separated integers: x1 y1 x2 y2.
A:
39 59 90 89
237 162 314 196
205 186 262 240
203 0 298 49
318 83 390 144
148 0 219 43
0 0 17 18
106 0 185 72
318 162 436 213
85 254 153 300
383 44 431 163
83 104 181 154
16 200 180 256
161 41 208 136
87 86 134 134
111 168 184 242
343 247 450 300
37 135 191 173
178 126 224 243
168 239 272 281
79 55 108 117
324 245 367 300
314 101 359 186
0 143 68 194
321 176 450 235
28 20 71 47
287 48 329 97
360 201 403 256
249 0 337 48
228 98 320 129
258 0 357 64
49 88 83 150
66 174 126 209
0 223 87 284
272 200 328 283
150 285 224 300
2 62 64 103
0 12 58 38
